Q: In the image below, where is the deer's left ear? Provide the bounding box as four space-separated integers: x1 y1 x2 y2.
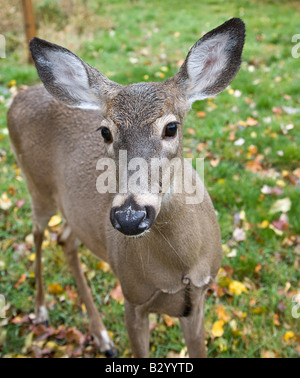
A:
174 18 246 105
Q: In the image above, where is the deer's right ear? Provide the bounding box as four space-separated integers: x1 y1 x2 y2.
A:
30 38 121 112
174 18 246 106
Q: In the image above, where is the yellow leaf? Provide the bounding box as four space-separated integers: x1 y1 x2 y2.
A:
228 281 248 296
28 253 36 262
48 283 64 295
48 215 62 228
212 320 225 338
96 261 111 273
8 80 17 88
222 244 231 254
276 179 286 188
22 332 34 354
260 220 269 229
284 331 295 342
107 330 114 340
216 305 231 323
81 303 87 313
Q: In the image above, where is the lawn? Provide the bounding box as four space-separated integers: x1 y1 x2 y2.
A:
0 0 299 358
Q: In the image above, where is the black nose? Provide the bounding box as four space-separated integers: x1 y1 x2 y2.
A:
110 201 155 236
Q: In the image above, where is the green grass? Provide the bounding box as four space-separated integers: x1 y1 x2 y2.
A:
0 0 300 358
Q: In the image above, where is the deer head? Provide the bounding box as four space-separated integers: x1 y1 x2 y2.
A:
30 18 245 237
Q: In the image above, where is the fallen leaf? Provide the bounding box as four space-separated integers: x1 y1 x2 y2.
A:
245 161 262 172
248 145 258 155
16 199 25 208
229 281 248 296
163 314 177 327
246 117 258 126
22 332 34 354
273 314 281 327
282 106 300 115
233 228 246 242
14 274 27 288
66 327 85 346
0 193 12 210
216 305 231 323
96 261 111 273
260 220 269 229
212 320 225 338
254 264 262 274
48 215 62 228
293 168 300 179
210 158 220 167
197 111 206 118
262 350 278 359
48 283 64 295
272 218 288 231
269 198 292 214
187 128 195 135
284 331 295 342
234 138 245 146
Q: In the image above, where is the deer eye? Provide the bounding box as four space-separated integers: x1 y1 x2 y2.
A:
164 122 178 139
100 127 113 143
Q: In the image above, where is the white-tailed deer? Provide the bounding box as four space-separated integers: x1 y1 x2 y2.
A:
8 18 245 358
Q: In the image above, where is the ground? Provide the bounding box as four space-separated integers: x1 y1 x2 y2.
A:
0 0 299 358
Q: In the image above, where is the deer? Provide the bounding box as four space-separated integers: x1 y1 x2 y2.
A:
7 18 245 358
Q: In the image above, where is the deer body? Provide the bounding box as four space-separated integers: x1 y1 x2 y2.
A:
8 19 245 357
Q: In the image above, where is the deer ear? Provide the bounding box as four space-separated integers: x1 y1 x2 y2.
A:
175 18 246 105
30 38 121 112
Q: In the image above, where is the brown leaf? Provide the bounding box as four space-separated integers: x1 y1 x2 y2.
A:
246 117 258 126
273 314 281 327
14 273 26 288
210 158 220 168
187 128 195 135
11 315 30 324
197 111 207 118
245 161 263 173
254 264 262 274
163 314 177 327
66 327 85 346
196 142 207 153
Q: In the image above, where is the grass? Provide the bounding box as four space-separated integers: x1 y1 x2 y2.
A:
0 0 300 358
